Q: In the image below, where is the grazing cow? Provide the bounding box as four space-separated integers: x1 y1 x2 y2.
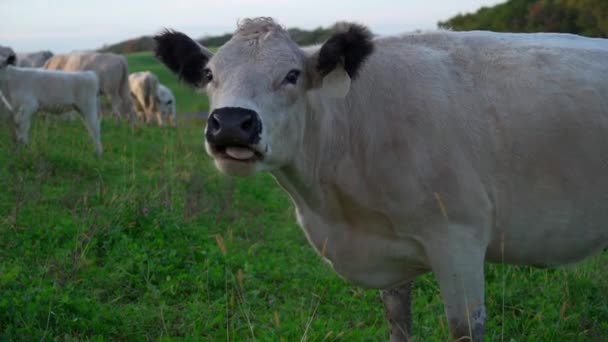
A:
0 53 102 156
128 71 163 125
0 45 16 109
0 45 16 65
43 52 135 122
157 84 176 127
16 50 53 68
154 18 608 341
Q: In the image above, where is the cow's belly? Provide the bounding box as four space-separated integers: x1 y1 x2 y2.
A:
316 232 427 289
295 208 428 289
488 191 608 267
490 219 608 268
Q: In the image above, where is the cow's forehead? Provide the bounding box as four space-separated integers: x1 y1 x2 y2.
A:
211 31 305 72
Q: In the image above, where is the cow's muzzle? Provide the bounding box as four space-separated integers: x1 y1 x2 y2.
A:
206 107 263 162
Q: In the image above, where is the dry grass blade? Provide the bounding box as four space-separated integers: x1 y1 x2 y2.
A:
320 237 328 258
301 297 321 342
434 192 448 218
237 269 244 288
216 234 227 256
274 311 281 327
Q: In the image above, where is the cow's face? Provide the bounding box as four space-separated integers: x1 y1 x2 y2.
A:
155 18 373 176
0 45 16 74
157 86 175 119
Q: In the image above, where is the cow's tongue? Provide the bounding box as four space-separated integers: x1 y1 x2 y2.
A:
225 146 255 160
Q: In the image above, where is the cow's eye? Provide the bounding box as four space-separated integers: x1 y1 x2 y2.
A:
283 69 300 85
203 68 213 82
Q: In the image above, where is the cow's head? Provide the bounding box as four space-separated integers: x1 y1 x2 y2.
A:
0 45 16 69
42 50 54 60
157 85 176 120
155 18 373 176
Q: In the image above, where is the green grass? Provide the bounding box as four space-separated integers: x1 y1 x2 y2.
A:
0 53 606 341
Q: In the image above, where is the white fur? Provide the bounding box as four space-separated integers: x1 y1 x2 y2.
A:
44 52 135 122
157 84 176 127
16 50 53 68
0 65 102 155
129 71 162 126
170 21 608 339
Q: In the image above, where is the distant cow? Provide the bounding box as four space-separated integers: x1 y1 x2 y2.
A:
128 71 162 125
16 50 53 68
0 45 16 65
0 53 102 156
155 18 608 341
157 84 176 127
44 52 135 122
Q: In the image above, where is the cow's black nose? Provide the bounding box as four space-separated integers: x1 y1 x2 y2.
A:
206 107 261 146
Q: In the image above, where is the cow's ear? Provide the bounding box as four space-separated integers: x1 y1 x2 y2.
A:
154 29 214 88
307 23 374 98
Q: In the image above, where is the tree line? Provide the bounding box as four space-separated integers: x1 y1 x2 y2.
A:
100 1 607 54
439 0 608 37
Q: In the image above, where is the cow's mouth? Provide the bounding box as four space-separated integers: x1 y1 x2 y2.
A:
211 145 264 163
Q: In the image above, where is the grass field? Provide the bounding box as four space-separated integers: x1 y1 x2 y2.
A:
0 52 607 341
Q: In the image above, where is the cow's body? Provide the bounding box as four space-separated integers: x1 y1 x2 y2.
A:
0 65 102 155
128 71 162 125
157 84 176 127
16 50 53 68
43 52 135 122
285 31 608 287
154 20 608 341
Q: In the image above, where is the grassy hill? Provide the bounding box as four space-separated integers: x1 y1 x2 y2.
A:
0 53 606 340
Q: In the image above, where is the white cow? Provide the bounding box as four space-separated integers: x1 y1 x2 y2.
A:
129 71 162 125
16 50 53 68
0 52 102 156
0 45 16 66
154 18 608 341
44 53 135 122
157 84 176 127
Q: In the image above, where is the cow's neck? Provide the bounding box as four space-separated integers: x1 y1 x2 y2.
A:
270 97 373 236
272 98 348 209
269 104 426 288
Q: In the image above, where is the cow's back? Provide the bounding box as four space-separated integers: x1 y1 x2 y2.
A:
44 53 126 93
17 51 53 68
5 67 98 111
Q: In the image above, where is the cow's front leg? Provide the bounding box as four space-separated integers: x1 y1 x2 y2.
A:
13 105 36 145
381 281 414 342
155 112 164 127
426 227 487 341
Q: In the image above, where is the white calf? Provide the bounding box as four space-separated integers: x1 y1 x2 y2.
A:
0 59 102 156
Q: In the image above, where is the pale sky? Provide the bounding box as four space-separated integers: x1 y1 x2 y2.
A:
0 0 503 53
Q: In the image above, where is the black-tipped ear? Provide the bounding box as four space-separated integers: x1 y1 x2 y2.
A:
154 29 212 87
6 54 16 66
316 24 374 79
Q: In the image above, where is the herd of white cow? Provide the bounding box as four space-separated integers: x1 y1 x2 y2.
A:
0 46 177 156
